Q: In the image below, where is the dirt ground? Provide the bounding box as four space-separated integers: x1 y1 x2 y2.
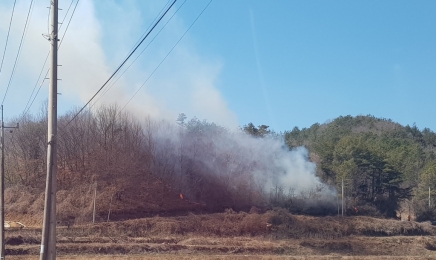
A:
7 256 436 260
5 211 436 259
5 235 436 259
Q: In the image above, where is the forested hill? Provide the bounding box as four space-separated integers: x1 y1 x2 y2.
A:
282 115 436 219
4 108 436 225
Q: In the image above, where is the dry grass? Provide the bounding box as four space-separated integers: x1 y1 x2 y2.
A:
55 210 435 239
7 254 436 260
4 235 436 257
4 210 436 258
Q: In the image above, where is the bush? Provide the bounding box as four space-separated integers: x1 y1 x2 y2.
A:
266 208 296 226
414 200 436 222
416 208 436 222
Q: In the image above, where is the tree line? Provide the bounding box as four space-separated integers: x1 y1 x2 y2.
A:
284 115 436 219
5 107 436 222
4 105 296 222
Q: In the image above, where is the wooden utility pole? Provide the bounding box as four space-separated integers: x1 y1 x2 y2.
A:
40 0 58 259
0 105 18 260
341 178 344 217
93 181 97 224
107 194 113 222
429 187 431 209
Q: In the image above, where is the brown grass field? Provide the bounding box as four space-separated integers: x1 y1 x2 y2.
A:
4 210 436 259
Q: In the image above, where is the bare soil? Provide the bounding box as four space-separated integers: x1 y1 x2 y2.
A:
5 210 436 259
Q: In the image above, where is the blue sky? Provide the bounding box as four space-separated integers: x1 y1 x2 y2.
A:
0 0 435 132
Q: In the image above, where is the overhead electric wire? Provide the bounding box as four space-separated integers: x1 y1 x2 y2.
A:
58 0 80 46
22 0 80 117
127 0 173 56
121 0 213 112
66 0 178 126
90 0 175 107
60 0 75 29
23 0 79 116
0 0 17 79
2 0 35 106
91 0 187 108
21 52 49 117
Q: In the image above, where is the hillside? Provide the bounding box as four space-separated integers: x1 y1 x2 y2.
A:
284 115 436 219
4 107 436 225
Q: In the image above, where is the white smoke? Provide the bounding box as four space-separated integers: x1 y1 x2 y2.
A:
150 117 336 210
226 131 335 196
0 0 237 128
1 1 335 209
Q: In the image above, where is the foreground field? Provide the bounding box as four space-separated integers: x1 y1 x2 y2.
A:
5 210 436 258
7 255 436 260
5 235 436 259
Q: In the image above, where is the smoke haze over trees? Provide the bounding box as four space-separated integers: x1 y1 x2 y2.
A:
3 107 436 223
3 105 334 223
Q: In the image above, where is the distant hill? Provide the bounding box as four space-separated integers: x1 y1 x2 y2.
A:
284 115 436 219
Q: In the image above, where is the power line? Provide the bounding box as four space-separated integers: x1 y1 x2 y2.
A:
22 52 49 116
126 0 173 58
59 0 80 46
60 0 75 30
90 0 175 107
121 0 213 112
22 0 80 117
2 0 35 106
91 0 187 108
66 0 178 126
23 0 79 115
0 0 17 79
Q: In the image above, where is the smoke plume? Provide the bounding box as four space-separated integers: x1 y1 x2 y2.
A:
149 117 337 212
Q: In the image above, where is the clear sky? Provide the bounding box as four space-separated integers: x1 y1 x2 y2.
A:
0 0 435 132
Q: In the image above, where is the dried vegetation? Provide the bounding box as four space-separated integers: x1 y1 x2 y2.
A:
4 209 436 258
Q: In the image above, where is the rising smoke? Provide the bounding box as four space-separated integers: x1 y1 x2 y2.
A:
0 0 237 127
149 117 337 213
1 1 337 215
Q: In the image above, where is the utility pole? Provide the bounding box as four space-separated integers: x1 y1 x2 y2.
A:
341 178 344 217
92 181 97 224
429 187 431 209
107 194 113 222
0 105 19 260
40 0 58 259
